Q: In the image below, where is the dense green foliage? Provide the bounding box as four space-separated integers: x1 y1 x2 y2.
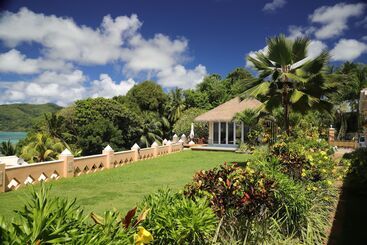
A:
0 140 16 156
0 103 61 131
173 108 208 140
0 184 150 244
140 189 217 244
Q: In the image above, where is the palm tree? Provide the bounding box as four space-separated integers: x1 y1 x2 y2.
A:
20 133 64 163
138 112 164 147
166 88 186 123
0 140 16 156
244 35 332 134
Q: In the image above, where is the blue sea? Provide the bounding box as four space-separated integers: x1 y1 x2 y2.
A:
0 132 27 144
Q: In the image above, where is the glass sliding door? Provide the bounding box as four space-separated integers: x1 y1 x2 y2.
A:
213 122 219 144
228 122 234 144
220 122 226 144
236 122 242 144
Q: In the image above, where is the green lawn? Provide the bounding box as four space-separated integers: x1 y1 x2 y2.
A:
0 150 250 219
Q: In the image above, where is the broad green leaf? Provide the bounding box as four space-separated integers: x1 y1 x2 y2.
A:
242 82 270 97
290 90 305 103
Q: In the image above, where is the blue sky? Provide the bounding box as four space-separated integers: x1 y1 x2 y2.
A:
0 0 366 105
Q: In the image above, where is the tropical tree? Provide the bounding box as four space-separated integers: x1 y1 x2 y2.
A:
0 140 16 156
244 34 332 134
338 63 367 130
20 133 64 163
166 88 186 123
173 108 208 140
44 113 64 139
138 112 165 147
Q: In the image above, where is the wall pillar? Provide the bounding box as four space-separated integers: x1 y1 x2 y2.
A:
102 145 114 169
151 142 158 157
0 163 5 193
59 149 74 178
167 140 172 153
131 143 140 161
328 126 335 143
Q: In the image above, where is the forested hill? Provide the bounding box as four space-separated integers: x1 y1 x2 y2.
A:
0 103 62 131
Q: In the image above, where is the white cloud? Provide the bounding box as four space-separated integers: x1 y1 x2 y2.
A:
307 40 328 59
0 70 137 106
309 2 366 39
287 25 315 39
122 34 188 74
0 7 141 65
0 8 208 104
89 74 136 98
0 49 72 74
330 39 367 61
0 70 86 106
263 0 287 12
156 64 207 89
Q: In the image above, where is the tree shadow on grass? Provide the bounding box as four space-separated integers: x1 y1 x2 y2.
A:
328 149 367 245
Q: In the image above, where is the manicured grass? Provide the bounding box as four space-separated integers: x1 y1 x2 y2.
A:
0 150 250 219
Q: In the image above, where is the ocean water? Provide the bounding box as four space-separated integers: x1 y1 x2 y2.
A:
0 132 27 144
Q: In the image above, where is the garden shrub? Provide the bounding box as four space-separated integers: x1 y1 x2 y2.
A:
0 184 152 244
343 148 367 184
140 189 217 244
270 135 335 184
184 163 276 219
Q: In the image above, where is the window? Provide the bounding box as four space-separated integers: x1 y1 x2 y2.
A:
213 122 219 144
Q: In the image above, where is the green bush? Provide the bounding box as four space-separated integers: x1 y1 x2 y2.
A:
140 189 217 244
343 148 367 184
184 163 276 218
0 184 151 244
270 135 335 184
173 108 208 140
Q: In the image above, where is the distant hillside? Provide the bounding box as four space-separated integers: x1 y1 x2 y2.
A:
0 103 62 131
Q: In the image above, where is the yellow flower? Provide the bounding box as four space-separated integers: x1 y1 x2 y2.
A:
134 226 153 245
326 180 332 186
312 186 318 191
301 169 306 177
321 169 327 173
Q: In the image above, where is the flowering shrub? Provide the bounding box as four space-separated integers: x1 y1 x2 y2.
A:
271 136 335 183
184 163 276 219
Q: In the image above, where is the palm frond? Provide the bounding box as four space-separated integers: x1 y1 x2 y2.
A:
302 51 329 74
291 37 310 63
241 82 270 98
267 34 292 66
